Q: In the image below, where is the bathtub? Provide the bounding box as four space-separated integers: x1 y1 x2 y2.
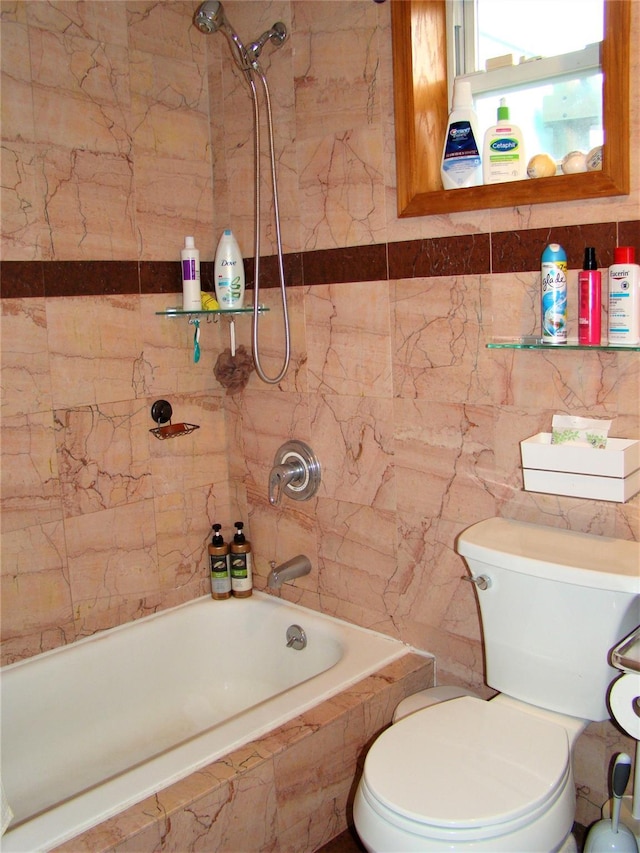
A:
1 591 410 852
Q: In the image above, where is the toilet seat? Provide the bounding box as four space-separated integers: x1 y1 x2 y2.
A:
361 696 571 841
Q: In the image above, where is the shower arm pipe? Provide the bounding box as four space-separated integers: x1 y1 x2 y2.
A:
249 64 290 385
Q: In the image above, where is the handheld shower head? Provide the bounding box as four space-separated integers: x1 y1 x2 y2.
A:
247 22 287 60
194 1 226 34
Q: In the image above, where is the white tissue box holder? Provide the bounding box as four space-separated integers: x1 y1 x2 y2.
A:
520 433 640 502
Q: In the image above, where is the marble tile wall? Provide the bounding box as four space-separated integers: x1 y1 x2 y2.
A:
1 0 639 831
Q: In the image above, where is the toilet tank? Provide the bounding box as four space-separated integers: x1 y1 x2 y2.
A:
456 518 640 722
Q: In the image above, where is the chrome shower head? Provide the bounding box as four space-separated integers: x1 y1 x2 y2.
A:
194 0 226 35
194 1 287 72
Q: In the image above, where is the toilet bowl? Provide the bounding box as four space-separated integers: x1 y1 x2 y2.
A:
353 694 582 852
353 518 640 853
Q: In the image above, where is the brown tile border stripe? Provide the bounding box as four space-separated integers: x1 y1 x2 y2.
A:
302 243 388 286
42 261 140 298
388 233 490 279
1 261 45 298
491 223 618 274
1 220 637 299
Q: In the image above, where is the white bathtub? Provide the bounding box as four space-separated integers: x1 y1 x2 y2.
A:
1 591 408 852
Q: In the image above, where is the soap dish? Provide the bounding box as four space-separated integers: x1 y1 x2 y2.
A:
149 400 200 441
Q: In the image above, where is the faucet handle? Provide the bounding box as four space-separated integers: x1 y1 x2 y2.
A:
269 462 302 506
268 441 321 506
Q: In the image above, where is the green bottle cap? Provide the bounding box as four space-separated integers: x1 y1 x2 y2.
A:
497 98 509 121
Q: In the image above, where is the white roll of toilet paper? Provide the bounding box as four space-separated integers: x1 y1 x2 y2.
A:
609 673 640 739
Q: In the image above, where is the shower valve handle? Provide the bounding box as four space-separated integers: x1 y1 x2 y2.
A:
268 441 321 506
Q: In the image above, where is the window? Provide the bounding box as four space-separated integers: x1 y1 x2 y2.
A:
390 0 629 216
446 0 604 162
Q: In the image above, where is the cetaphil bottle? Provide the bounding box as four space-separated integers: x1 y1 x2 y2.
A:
541 243 568 345
482 98 526 184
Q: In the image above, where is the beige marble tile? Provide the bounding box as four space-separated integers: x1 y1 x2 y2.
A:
310 392 395 510
316 497 396 617
306 281 392 397
65 499 159 605
148 393 229 496
391 276 493 405
293 1 381 140
394 398 497 523
29 26 129 108
144 759 278 853
135 155 215 262
498 348 620 414
298 128 387 250
274 704 365 833
392 514 482 638
40 145 138 260
0 139 50 260
47 296 143 408
32 84 129 158
131 95 210 163
0 520 74 661
127 0 206 62
0 409 62 534
55 401 152 518
1 21 35 141
1 298 53 417
489 271 540 340
23 2 127 44
154 484 218 595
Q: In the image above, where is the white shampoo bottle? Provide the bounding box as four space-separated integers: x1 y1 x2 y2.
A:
214 229 245 309
440 79 482 190
181 236 201 311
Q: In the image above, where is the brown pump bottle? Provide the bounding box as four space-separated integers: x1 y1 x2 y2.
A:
208 523 231 600
230 521 253 598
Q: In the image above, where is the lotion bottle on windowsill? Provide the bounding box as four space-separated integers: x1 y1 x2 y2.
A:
482 98 526 184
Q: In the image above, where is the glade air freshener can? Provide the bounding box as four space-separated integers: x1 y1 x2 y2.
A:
541 243 568 344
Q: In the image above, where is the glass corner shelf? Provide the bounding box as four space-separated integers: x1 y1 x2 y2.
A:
487 337 640 352
156 305 268 317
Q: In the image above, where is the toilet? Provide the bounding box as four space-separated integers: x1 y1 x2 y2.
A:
353 518 640 853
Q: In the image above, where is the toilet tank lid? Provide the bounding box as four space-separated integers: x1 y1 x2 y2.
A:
457 518 640 594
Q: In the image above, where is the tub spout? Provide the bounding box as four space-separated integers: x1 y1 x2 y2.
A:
268 555 312 589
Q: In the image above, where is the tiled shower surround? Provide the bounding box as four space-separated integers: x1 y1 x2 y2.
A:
1 0 639 841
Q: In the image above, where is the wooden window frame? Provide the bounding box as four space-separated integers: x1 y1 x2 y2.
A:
391 0 630 217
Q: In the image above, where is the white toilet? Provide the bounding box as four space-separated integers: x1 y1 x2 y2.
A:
353 518 640 853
